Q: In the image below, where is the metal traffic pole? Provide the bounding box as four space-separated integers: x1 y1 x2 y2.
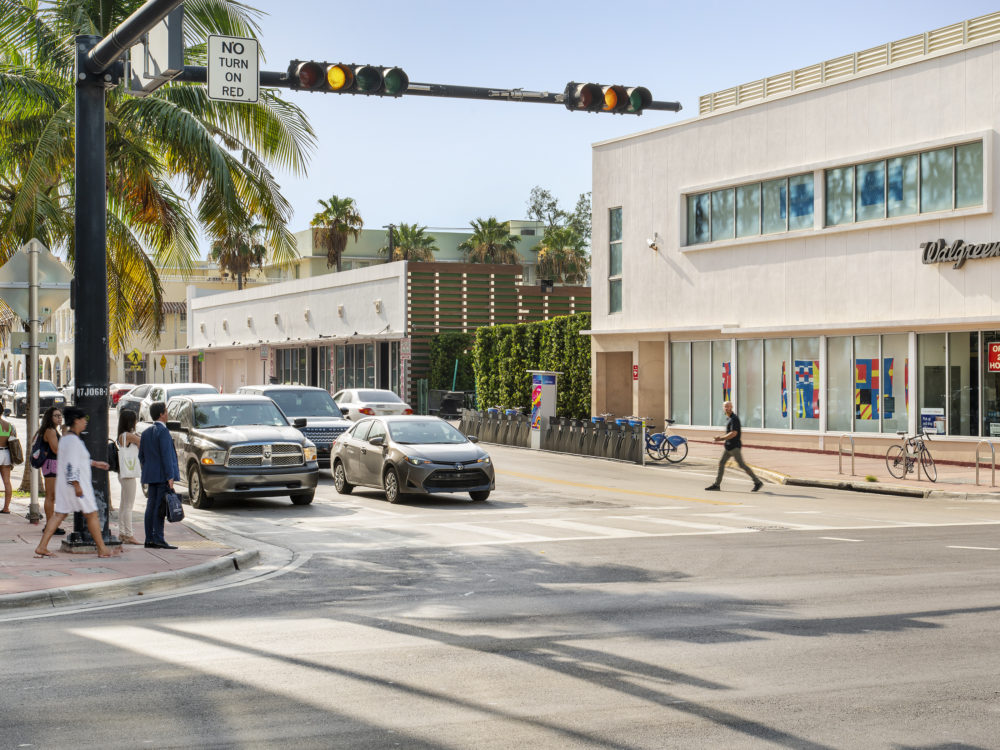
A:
27 242 40 523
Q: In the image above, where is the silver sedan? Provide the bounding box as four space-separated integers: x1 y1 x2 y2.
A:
331 415 494 503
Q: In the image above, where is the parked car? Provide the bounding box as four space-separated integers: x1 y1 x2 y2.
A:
109 382 135 406
116 382 152 415
136 382 218 421
60 378 74 404
159 394 319 509
331 415 494 503
4 379 67 418
331 388 413 421
237 385 351 469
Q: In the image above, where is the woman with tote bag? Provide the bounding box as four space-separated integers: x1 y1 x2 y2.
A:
115 410 142 545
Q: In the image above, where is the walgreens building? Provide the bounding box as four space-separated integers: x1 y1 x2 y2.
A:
589 12 1000 460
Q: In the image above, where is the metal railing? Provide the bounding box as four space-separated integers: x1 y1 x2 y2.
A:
838 434 855 476
975 440 996 487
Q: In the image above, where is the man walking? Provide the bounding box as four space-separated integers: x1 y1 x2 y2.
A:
705 400 763 492
139 401 180 549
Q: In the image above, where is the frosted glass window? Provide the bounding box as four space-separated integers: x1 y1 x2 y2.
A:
687 194 710 245
880 334 908 434
917 333 947 435
853 335 880 434
887 155 918 217
737 339 763 428
609 243 622 276
856 160 885 222
762 179 787 234
609 279 622 314
736 184 761 238
691 341 711 426
788 174 814 230
825 167 854 226
920 147 954 213
948 331 977 436
670 342 691 425
827 336 851 432
711 189 735 241
609 207 622 242
955 142 984 209
764 338 791 429
791 337 821 431
711 339 732 427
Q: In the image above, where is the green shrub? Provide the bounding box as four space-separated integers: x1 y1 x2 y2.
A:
428 332 475 390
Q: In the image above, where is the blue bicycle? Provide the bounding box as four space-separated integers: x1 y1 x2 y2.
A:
644 418 689 463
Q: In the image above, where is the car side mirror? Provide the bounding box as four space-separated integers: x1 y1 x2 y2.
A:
369 435 385 447
467 435 479 443
166 420 183 432
293 417 307 428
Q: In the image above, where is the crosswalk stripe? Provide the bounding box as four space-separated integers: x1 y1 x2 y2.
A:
437 523 550 542
527 519 649 538
622 516 745 532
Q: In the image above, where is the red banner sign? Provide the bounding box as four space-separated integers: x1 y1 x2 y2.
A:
989 342 1000 372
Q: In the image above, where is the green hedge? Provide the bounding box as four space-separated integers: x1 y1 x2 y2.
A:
472 312 591 418
428 332 476 390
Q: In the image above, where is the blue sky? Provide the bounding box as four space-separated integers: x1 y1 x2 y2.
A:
241 1 1000 240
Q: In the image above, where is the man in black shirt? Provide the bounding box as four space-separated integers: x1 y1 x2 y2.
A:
705 401 763 492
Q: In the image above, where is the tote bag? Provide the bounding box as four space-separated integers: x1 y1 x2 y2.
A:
118 435 141 479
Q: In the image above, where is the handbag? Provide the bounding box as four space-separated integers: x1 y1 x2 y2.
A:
118 437 141 479
165 491 185 523
7 426 23 465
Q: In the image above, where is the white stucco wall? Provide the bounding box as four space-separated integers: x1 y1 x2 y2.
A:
592 42 999 335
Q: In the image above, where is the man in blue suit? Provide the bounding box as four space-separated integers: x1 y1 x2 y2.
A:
139 401 180 549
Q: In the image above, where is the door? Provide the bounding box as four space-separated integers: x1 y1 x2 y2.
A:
359 420 387 485
378 342 390 389
224 358 246 393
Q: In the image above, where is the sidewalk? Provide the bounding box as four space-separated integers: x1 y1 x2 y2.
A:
0 491 257 610
677 438 1000 501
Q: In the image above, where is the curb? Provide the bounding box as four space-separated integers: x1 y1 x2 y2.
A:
0 548 260 611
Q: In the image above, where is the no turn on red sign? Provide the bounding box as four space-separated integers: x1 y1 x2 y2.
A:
207 35 259 103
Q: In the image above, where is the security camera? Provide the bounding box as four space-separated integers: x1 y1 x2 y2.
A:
647 233 660 252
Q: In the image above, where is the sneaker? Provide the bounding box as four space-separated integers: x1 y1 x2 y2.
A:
752 481 763 492
704 484 720 491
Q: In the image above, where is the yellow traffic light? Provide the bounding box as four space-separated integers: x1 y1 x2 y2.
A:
326 64 353 91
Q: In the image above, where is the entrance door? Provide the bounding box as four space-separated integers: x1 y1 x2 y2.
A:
378 342 390 389
309 347 320 387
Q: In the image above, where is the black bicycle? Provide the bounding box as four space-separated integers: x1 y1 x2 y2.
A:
885 430 937 482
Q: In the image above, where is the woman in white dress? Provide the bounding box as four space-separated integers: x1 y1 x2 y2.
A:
34 407 117 558
115 410 142 544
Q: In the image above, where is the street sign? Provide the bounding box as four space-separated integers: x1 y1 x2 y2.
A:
260 345 270 360
160 355 167 369
126 349 143 367
0 240 72 322
10 332 56 355
207 35 259 103
127 6 185 97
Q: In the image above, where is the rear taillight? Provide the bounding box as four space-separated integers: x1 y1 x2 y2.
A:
359 407 375 415
403 408 413 414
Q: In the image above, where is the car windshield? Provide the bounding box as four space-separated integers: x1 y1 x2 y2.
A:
268 390 344 418
39 381 59 393
193 401 288 428
356 390 402 403
167 385 217 399
388 420 468 445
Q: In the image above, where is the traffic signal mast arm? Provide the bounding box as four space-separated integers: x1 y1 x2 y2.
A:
176 66 682 115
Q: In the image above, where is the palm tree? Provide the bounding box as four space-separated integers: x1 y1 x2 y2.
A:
536 226 590 285
458 217 521 264
311 195 362 271
210 221 268 290
379 222 438 262
0 0 315 350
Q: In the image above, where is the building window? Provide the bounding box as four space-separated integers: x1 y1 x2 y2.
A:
687 174 813 245
334 343 378 390
276 347 307 384
178 356 189 382
609 207 622 313
824 141 983 226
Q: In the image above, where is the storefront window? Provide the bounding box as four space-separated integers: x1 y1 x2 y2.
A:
317 346 331 391
336 346 346 390
691 341 711 426
920 147 954 213
887 154 918 217
670 342 691 425
982 331 1000 437
880 334 908 434
917 333 946 435
276 347 307 385
852 335 879 434
735 184 761 238
791 337 820 430
711 340 732 426
763 338 791 429
711 189 735 241
737 339 763 428
365 343 376 387
948 331 978 436
827 336 852 432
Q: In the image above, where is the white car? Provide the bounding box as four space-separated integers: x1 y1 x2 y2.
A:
332 388 413 421
136 382 218 422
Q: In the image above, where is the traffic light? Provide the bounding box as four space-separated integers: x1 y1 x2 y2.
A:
564 81 653 115
288 60 409 96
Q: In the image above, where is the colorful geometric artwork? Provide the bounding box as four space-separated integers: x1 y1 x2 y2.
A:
530 383 542 430
855 358 897 420
794 360 819 418
722 362 731 402
781 361 789 419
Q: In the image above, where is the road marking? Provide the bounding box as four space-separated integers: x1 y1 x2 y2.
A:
819 537 864 542
438 522 550 542
528 519 649 538
691 513 827 530
617 516 745 532
947 545 1000 551
497 469 741 506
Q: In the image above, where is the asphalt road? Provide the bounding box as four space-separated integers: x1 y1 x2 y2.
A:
2 443 999 749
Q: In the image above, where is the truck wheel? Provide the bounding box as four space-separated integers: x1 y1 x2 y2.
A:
291 490 315 506
187 464 214 510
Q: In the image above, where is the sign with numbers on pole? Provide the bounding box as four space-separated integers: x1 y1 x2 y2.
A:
207 35 259 103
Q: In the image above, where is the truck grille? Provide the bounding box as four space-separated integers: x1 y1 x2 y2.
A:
226 443 304 468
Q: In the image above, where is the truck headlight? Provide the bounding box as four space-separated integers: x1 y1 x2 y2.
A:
201 450 227 465
304 446 317 462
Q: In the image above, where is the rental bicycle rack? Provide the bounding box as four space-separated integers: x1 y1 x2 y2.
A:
838 434 855 476
975 439 996 487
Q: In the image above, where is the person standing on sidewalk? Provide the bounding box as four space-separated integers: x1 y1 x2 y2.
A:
115 410 142 545
705 400 763 493
0 414 13 513
138 401 178 550
34 407 66 535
